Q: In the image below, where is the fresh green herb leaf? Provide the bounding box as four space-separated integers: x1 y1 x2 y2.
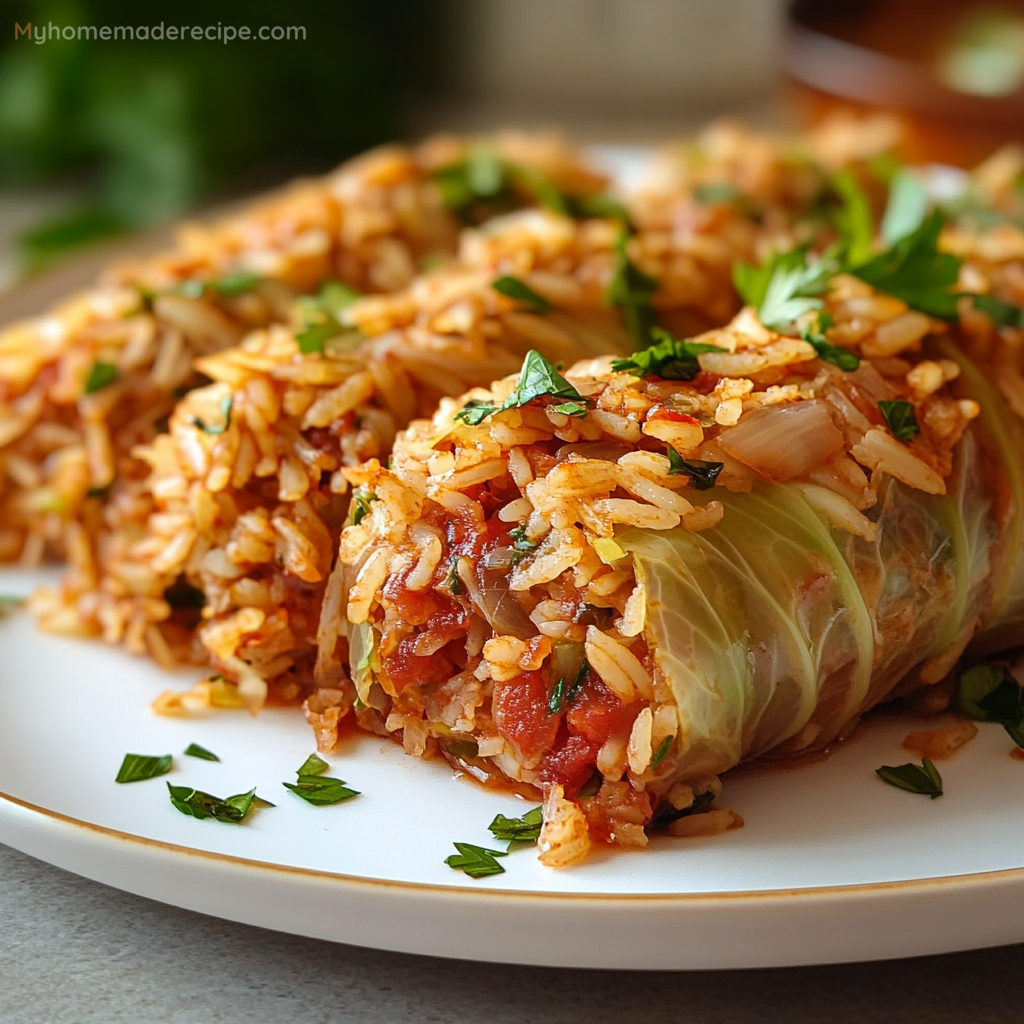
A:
84 361 119 395
316 279 360 317
167 783 261 822
210 271 263 296
506 163 567 213
549 400 589 417
492 275 553 313
648 789 714 830
253 795 277 809
578 772 603 799
566 192 631 225
445 555 464 595
881 170 930 245
650 734 674 769
750 247 834 333
958 663 1024 747
488 806 543 850
0 595 23 618
548 657 589 715
734 246 834 333
666 448 724 489
351 490 379 526
832 170 875 266
850 210 961 319
296 753 330 777
611 326 724 381
86 485 110 499
973 294 1024 328
444 842 508 879
283 753 358 805
188 396 233 435
693 182 743 205
183 743 219 762
507 524 539 566
875 759 943 798
454 399 497 426
295 320 341 355
606 228 660 346
116 753 172 784
801 324 860 371
505 349 587 409
177 272 262 299
454 350 588 426
294 280 362 355
878 400 920 443
283 777 360 805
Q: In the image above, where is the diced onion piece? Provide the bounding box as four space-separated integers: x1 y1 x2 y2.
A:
717 402 844 481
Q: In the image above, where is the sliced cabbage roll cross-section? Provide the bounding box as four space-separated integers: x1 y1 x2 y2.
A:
319 275 1023 867
29 209 656 709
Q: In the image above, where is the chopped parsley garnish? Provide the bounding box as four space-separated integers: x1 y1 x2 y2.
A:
666 448 724 489
565 192 631 225
294 280 362 355
283 753 359 806
488 806 543 850
958 663 1024 747
648 790 714 831
351 490 379 526
183 743 219 762
433 150 627 226
832 170 875 266
973 294 1024 328
508 524 539 566
875 759 943 798
801 313 860 371
850 210 962 320
611 326 723 381
877 400 920 443
492 275 553 313
188 395 233 435
445 555 464 595
178 272 263 299
454 350 588 425
444 841 508 879
296 753 329 776
547 657 589 715
167 783 260 822
663 450 720 489
693 182 744 206
650 734 674 770
735 246 834 333
84 361 119 394
606 228 659 347
881 170 929 246
115 753 172 784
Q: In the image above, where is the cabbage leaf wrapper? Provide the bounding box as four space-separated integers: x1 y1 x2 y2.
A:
619 394 1022 777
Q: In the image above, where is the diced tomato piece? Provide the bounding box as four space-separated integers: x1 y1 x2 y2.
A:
540 735 600 794
493 671 560 765
566 674 638 746
382 569 462 627
381 635 454 691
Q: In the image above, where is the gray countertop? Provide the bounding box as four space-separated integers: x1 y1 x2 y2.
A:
2 842 1022 1024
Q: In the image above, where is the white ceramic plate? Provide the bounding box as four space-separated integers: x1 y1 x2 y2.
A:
2 154 1016 970
4 562 1024 970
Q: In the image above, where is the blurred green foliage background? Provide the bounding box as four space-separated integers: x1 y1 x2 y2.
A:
0 0 438 267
